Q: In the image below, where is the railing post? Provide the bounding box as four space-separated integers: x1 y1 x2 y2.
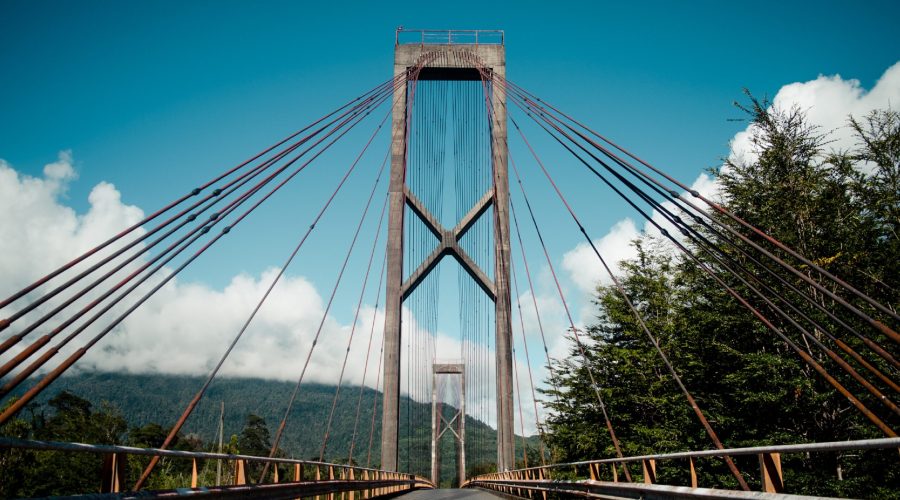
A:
273 462 279 483
100 453 126 493
234 459 246 485
759 452 784 493
611 462 619 483
689 457 698 488
295 463 302 482
191 458 199 488
538 468 547 500
348 468 355 500
642 459 656 484
328 465 336 500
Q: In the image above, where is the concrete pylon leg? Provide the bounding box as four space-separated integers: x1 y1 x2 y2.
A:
490 59 514 471
381 57 409 473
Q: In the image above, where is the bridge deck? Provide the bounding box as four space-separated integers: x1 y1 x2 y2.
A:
401 490 503 499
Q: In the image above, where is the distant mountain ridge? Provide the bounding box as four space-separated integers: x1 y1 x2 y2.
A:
11 371 540 478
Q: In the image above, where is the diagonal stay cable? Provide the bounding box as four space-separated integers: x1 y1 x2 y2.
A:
496 75 900 327
511 93 897 439
508 86 900 425
347 256 387 465
506 84 900 356
602 160 900 410
511 191 633 482
0 78 396 427
0 75 401 317
366 335 384 469
512 340 530 468
319 191 390 462
510 259 548 466
0 82 395 402
520 93 900 381
513 111 758 487
260 128 392 481
0 77 402 371
467 54 633 481
0 75 403 355
133 96 397 490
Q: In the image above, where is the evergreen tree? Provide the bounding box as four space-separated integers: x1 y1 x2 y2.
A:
238 413 272 480
543 99 900 498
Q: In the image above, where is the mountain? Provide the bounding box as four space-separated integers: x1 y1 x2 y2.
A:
10 371 542 483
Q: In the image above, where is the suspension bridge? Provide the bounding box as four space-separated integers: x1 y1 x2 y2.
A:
1 29 898 499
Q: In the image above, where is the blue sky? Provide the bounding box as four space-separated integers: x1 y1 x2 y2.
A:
1 0 898 386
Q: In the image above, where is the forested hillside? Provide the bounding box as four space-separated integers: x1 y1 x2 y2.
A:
13 372 393 464
543 102 899 499
2 372 540 495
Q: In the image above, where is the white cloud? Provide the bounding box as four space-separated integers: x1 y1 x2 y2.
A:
730 61 900 171
561 218 640 294
565 61 900 296
0 154 150 317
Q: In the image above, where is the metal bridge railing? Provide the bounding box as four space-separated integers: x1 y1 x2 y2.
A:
395 29 504 46
0 437 434 498
463 437 900 498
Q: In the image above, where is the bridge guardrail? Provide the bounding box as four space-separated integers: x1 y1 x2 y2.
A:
0 437 434 497
395 29 504 46
463 437 900 498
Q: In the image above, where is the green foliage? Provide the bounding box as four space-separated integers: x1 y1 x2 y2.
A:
238 413 273 480
1 391 128 497
543 100 900 498
130 422 170 448
238 414 272 457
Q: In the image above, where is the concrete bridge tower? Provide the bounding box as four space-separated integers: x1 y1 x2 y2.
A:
380 30 514 474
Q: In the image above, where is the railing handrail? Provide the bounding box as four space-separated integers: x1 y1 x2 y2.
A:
490 437 900 473
395 29 504 46
0 436 395 474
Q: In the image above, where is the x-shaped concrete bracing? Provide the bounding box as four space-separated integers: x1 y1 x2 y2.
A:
437 412 462 441
401 186 496 301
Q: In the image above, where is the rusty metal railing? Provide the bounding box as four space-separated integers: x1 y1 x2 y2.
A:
0 437 434 497
395 29 504 46
463 437 900 498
